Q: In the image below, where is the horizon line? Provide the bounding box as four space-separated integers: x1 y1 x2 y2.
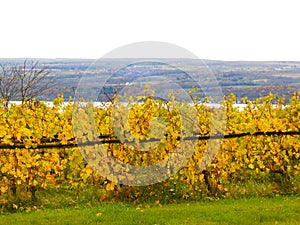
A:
1 57 300 63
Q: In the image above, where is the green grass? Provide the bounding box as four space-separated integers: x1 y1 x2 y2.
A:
1 196 299 225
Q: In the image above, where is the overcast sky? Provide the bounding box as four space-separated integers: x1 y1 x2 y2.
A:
1 0 300 61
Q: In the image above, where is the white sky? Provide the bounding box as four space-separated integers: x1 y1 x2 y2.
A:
1 0 300 61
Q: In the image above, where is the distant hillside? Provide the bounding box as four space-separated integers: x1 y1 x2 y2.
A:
0 58 299 101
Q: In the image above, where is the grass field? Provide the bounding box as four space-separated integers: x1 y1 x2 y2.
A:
1 196 299 225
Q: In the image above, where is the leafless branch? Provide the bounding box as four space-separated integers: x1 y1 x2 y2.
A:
0 60 55 105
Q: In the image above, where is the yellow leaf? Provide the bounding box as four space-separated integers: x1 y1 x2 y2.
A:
0 129 7 138
0 186 8 193
105 183 115 191
248 164 254 169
